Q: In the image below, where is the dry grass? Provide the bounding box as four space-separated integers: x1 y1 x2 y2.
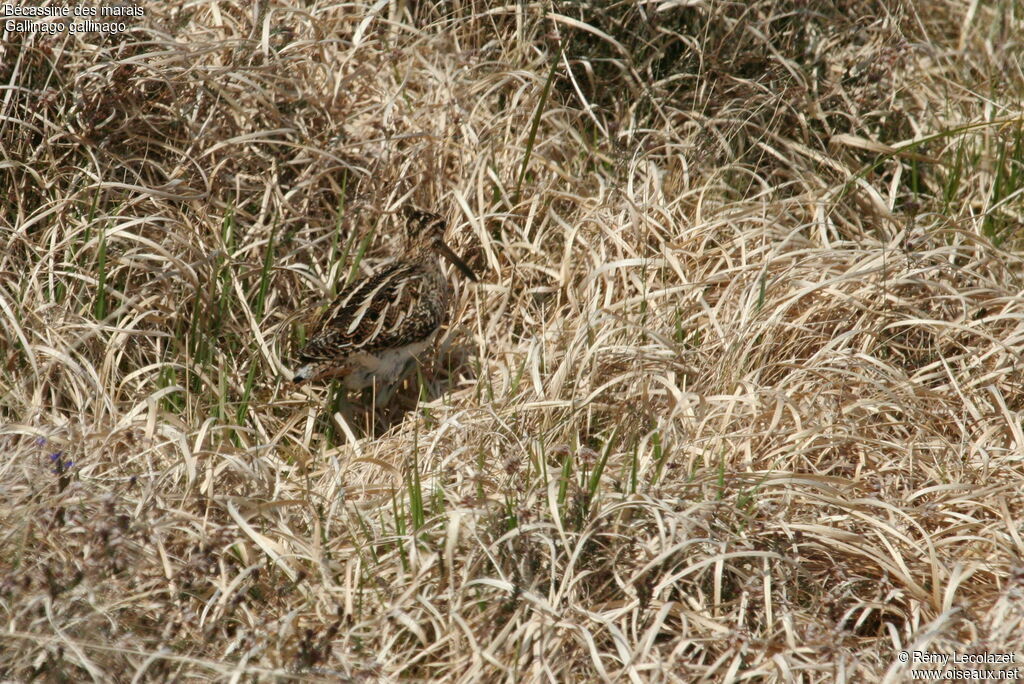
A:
2 0 1024 680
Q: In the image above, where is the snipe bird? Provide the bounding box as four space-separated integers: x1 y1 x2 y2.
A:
291 208 477 390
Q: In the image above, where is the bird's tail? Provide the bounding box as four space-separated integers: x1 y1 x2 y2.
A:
292 363 316 384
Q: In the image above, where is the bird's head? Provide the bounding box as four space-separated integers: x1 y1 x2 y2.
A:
404 207 477 282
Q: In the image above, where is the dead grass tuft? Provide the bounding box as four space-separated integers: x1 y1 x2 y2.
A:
2 0 1023 680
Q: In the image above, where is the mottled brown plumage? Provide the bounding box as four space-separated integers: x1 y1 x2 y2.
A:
292 208 476 388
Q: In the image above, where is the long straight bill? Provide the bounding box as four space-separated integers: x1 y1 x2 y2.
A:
436 241 477 281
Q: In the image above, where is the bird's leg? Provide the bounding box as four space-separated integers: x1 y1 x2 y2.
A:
328 381 364 439
371 377 400 409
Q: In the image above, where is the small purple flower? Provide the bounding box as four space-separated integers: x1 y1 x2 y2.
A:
35 437 47 447
49 452 74 474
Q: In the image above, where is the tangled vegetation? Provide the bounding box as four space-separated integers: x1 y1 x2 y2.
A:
2 0 1023 680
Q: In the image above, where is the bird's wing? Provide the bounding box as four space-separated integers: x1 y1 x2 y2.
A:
297 262 443 361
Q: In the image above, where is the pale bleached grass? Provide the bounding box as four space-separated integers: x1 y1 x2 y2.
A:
2 0 1023 681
